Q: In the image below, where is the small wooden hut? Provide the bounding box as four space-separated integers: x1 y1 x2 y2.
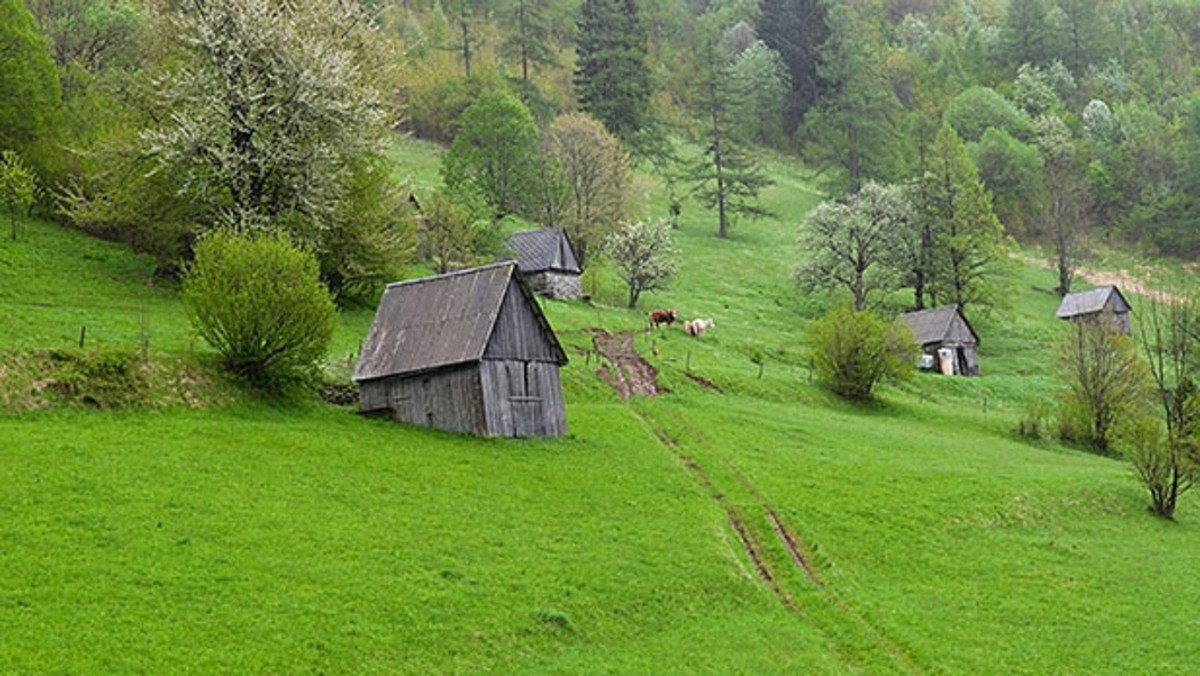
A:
1055 285 1132 334
898 305 981 376
353 262 569 437
505 228 583 299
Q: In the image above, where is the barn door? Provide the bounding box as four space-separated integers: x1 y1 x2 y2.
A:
506 361 544 437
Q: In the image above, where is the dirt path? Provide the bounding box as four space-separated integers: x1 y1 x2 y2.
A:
592 329 661 399
1018 253 1179 302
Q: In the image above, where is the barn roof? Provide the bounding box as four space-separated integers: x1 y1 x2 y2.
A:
352 262 566 382
898 305 980 345
1056 285 1131 319
506 228 581 274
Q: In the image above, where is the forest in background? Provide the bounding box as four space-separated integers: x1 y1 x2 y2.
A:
8 0 1200 289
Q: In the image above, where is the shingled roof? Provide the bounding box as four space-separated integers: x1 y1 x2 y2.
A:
1056 285 1131 319
352 262 566 382
898 305 979 346
506 228 581 274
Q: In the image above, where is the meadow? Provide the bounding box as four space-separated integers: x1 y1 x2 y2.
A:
2 135 1198 673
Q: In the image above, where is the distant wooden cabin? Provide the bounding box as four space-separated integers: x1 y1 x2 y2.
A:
1056 285 1132 334
505 228 583 299
353 262 568 437
898 305 981 376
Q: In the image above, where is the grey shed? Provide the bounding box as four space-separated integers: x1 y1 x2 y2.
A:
353 262 569 437
897 305 981 376
505 228 583 299
1055 285 1132 334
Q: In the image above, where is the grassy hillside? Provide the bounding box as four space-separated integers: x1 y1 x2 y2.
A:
3 135 1198 672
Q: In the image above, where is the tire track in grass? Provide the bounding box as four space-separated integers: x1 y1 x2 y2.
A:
637 408 921 674
723 458 924 675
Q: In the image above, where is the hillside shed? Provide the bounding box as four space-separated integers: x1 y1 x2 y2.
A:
505 228 583 299
353 262 569 437
898 305 981 376
1056 285 1132 334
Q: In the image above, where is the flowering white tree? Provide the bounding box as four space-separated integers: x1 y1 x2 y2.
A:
603 218 678 308
143 0 388 239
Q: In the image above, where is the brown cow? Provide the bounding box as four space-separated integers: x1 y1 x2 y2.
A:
648 308 678 329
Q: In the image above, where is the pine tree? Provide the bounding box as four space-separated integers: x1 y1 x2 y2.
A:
756 0 830 137
918 122 1010 312
687 19 774 239
801 3 904 193
500 0 557 84
574 0 651 143
999 0 1054 70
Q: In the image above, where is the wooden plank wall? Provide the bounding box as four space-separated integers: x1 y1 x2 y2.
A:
484 282 559 362
361 365 488 436
480 359 567 437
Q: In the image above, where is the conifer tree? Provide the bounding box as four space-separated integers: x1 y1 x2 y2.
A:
917 122 1010 312
756 0 830 137
500 0 557 84
687 18 774 239
574 0 651 143
800 3 904 193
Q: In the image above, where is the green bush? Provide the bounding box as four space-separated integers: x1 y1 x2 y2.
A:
183 230 336 386
807 304 915 401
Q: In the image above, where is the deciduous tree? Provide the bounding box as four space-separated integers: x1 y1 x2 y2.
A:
603 218 677 308
0 151 39 241
797 181 912 310
0 0 63 182
441 89 543 221
1129 298 1200 518
1058 311 1146 455
132 0 405 291
541 111 629 268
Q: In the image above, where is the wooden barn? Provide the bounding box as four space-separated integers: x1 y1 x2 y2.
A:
1056 285 1132 334
898 305 981 376
505 228 583 299
353 262 569 437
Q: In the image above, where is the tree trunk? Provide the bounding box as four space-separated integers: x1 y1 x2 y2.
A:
628 285 639 309
715 138 728 238
459 3 472 78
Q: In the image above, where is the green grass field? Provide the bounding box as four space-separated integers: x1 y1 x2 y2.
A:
3 134 1198 672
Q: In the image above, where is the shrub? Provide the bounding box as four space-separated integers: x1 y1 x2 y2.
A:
807 305 915 401
183 230 336 386
1115 414 1199 518
1015 396 1054 440
1055 317 1146 454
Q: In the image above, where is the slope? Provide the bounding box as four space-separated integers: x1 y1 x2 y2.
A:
2 135 1199 672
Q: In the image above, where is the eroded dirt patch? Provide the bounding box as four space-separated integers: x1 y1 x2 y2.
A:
591 329 661 399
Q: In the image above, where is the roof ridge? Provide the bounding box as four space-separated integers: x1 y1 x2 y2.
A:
385 260 516 289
